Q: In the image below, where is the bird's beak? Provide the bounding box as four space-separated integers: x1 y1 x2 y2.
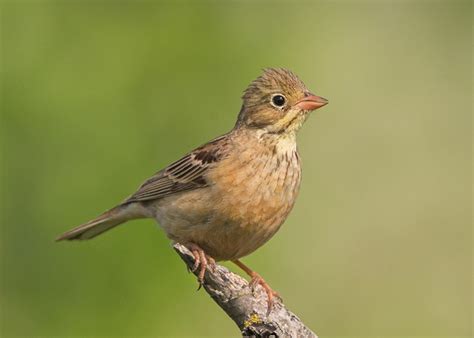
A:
295 94 328 111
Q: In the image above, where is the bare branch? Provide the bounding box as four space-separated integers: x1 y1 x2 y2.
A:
173 243 318 337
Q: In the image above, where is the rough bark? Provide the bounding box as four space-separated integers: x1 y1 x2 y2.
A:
173 243 318 338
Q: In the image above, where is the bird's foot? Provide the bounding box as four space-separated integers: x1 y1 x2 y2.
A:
249 272 281 314
232 259 281 314
184 242 216 289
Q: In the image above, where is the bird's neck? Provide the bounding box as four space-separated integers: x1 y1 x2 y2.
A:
234 126 298 155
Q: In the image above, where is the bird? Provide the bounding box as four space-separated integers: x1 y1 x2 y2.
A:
57 68 328 310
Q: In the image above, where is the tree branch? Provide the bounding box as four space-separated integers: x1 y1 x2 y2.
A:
173 243 318 337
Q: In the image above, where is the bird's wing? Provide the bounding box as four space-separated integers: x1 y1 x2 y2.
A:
123 134 230 204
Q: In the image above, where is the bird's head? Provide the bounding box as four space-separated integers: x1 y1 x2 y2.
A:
236 68 328 135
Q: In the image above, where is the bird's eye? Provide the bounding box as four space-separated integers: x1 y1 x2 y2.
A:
271 94 286 108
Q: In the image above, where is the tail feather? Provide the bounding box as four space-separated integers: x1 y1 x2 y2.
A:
56 204 144 241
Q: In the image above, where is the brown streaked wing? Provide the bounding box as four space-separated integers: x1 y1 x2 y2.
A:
123 134 229 203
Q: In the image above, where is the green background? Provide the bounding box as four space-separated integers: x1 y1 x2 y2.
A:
1 1 471 337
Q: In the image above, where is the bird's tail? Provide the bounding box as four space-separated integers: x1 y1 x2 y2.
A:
56 203 146 241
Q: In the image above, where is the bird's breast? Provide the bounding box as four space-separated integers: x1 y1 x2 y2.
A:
208 138 302 240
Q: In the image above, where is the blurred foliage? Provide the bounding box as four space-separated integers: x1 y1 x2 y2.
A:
0 1 471 337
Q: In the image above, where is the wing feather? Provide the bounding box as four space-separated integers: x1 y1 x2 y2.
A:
123 134 229 204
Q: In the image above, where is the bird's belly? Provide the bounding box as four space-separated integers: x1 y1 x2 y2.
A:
151 150 301 261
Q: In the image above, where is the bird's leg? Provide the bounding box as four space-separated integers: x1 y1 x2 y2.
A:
232 259 280 313
184 242 216 288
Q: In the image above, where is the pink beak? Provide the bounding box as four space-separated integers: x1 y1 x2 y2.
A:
295 94 328 111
